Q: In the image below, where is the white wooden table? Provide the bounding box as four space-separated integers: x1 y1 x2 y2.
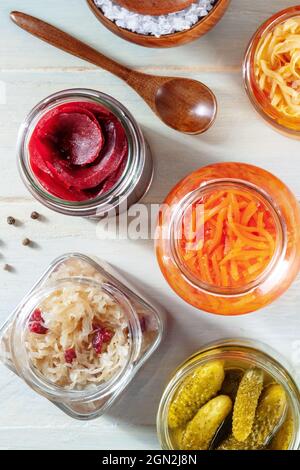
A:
0 0 300 450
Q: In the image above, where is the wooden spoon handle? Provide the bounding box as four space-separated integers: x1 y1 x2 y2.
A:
10 11 132 82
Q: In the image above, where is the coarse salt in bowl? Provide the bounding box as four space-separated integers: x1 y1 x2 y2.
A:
87 0 231 48
95 0 215 36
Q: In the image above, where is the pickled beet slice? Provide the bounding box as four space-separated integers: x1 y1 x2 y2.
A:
99 155 128 195
29 322 48 335
92 325 113 354
29 138 55 176
28 309 48 335
29 308 43 323
87 155 128 198
29 101 128 201
101 328 113 344
30 150 89 201
64 348 77 364
42 110 104 166
29 124 91 201
47 119 128 190
71 102 111 120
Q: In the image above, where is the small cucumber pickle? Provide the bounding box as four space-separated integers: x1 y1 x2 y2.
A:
168 360 224 429
157 340 300 450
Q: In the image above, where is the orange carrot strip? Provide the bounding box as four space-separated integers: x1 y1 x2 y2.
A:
241 201 258 225
229 192 240 223
259 226 276 252
230 260 240 281
220 264 229 287
198 255 208 283
228 209 271 249
214 245 224 261
207 208 227 254
257 211 264 229
201 254 213 284
248 262 267 275
235 223 266 237
212 252 221 285
221 250 270 264
229 190 253 200
205 191 227 209
204 199 229 223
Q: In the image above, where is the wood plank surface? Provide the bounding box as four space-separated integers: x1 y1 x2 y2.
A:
0 0 299 450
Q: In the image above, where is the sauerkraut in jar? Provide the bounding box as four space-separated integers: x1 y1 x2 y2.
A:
25 281 131 390
0 254 163 419
156 163 300 315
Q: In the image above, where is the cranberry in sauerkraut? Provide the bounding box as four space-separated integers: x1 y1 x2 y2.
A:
25 282 131 390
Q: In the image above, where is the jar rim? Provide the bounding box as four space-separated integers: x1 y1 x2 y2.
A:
10 277 142 403
169 178 287 297
17 88 146 217
243 6 300 136
157 339 300 450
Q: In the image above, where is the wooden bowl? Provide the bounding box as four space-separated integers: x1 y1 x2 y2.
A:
86 0 231 48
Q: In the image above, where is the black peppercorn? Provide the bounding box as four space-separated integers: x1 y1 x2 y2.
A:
31 211 39 220
7 216 15 225
22 238 31 246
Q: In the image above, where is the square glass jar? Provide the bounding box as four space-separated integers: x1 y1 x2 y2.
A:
0 253 164 420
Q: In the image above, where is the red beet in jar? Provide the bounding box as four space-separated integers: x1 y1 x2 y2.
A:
17 89 153 217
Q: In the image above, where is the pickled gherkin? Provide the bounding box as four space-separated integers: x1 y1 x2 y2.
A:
269 412 294 450
168 361 225 429
218 384 287 450
251 384 287 446
181 395 232 450
232 368 264 441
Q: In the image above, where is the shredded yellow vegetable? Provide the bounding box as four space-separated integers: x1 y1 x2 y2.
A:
255 16 300 118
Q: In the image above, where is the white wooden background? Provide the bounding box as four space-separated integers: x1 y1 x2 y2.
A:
1 0 300 450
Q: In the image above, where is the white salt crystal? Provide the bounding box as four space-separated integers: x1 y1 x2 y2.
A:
94 0 216 37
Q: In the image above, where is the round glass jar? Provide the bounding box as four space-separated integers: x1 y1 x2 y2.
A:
157 339 300 450
156 163 300 315
0 253 163 420
17 88 153 217
243 6 300 139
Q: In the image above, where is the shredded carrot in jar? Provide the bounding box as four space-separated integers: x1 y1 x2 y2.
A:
178 190 277 289
254 16 300 119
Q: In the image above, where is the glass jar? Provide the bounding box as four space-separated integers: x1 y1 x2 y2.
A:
157 339 300 450
17 88 153 217
0 253 163 420
156 162 300 315
243 6 300 139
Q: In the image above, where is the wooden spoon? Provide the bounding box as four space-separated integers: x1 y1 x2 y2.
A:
10 11 217 134
117 0 194 16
